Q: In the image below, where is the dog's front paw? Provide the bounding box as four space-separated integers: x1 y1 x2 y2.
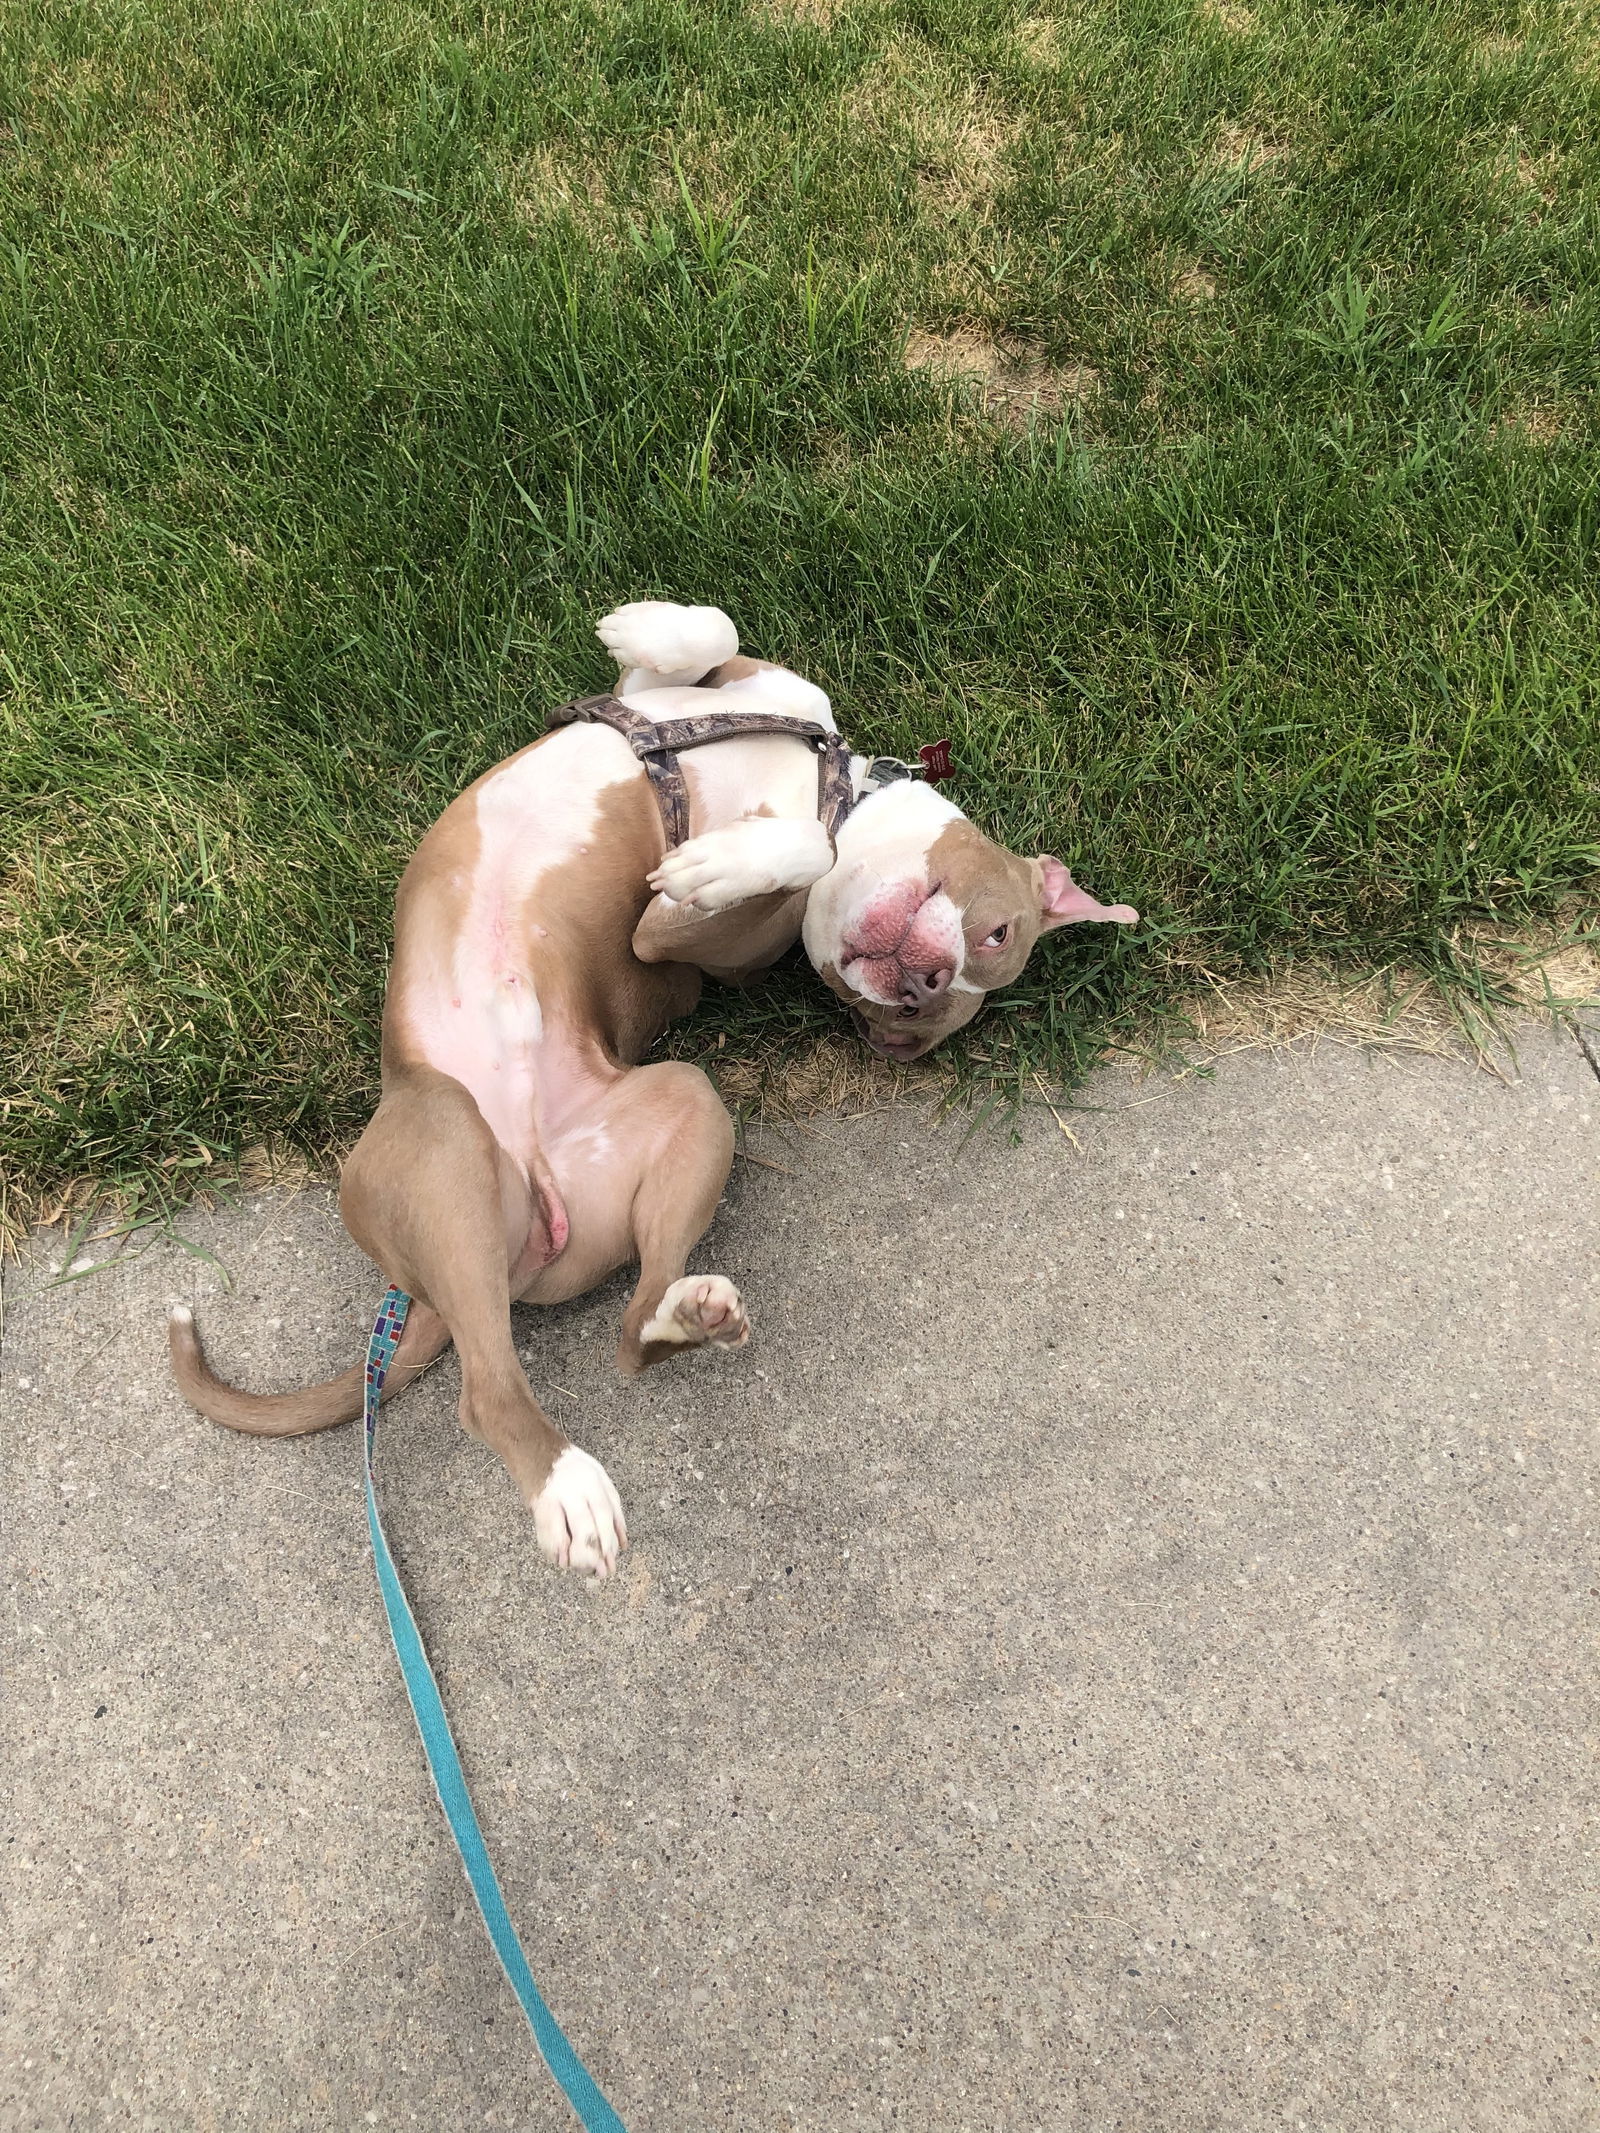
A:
641 1275 751 1351
647 820 833 912
596 601 738 679
648 829 768 911
531 1446 628 1579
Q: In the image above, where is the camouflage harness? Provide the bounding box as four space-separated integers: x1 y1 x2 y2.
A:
546 693 918 850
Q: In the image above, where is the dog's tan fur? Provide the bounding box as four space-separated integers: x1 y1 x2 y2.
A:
170 722 760 1566
170 601 1136 1576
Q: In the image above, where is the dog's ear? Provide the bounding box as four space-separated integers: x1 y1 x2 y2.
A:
1034 856 1139 931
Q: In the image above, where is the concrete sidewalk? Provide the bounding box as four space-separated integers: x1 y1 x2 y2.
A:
5 1027 1598 2131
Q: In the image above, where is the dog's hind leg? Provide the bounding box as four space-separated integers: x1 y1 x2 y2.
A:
342 1067 626 1577
514 1061 744 1378
599 1064 747 1376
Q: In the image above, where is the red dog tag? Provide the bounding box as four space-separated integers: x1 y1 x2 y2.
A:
918 738 954 783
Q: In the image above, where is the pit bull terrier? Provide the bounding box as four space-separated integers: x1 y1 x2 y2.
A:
169 601 1137 1576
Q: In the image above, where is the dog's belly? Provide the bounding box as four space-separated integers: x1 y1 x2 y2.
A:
411 967 545 1163
403 726 637 1163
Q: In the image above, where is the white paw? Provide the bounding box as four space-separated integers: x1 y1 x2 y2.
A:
646 820 833 912
595 601 738 681
531 1446 628 1579
641 1275 750 1350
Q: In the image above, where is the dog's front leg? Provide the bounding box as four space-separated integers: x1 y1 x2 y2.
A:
647 815 834 912
631 878 809 979
632 818 833 978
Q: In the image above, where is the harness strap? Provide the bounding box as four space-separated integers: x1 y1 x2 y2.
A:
548 693 860 848
364 1288 627 2131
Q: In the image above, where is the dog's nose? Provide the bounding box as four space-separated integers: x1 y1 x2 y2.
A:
897 963 953 1009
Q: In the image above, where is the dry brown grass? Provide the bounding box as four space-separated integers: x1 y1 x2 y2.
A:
905 326 1099 429
1012 16 1062 64
711 912 1600 1134
511 143 621 237
511 137 742 243
10 1141 327 1266
711 1033 919 1120
916 104 1017 219
809 424 858 476
1200 0 1259 33
750 0 846 23
692 918 1600 1146
1172 264 1218 303
9 919 1596 1250
681 913 1600 1146
10 955 1597 1253
849 47 1018 220
1489 403 1567 446
1180 934 1599 1068
1211 121 1290 172
24 1139 324 1236
1512 145 1560 206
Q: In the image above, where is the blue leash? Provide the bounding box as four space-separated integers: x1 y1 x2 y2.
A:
363 1285 626 2132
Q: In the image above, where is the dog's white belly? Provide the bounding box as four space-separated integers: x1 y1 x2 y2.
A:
403 704 813 1157
406 727 634 1158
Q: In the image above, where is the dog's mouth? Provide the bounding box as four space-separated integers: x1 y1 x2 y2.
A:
850 1006 931 1061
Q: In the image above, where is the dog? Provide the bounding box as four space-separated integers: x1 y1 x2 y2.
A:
169 601 1137 1576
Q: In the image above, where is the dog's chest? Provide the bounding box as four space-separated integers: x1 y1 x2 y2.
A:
619 683 833 836
679 731 825 834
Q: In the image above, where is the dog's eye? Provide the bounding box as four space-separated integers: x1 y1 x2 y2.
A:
984 923 1009 947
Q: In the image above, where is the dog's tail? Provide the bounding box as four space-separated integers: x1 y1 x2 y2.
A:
166 1300 452 1437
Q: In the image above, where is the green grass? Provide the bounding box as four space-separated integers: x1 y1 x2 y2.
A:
3 0 1598 1220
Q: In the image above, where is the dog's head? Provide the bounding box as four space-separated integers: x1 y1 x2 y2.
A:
801 781 1137 1060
